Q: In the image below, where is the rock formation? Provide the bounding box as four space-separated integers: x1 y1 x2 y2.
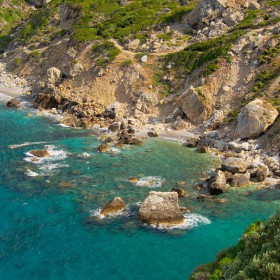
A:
138 191 185 227
100 197 125 216
235 99 278 139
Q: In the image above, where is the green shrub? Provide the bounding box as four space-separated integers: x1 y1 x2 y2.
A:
190 211 280 279
92 41 121 65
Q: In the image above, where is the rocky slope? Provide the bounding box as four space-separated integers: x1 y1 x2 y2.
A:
1 0 280 190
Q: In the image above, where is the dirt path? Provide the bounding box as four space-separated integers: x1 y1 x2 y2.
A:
110 39 187 58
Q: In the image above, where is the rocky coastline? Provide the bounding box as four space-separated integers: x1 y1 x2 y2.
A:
1 0 280 228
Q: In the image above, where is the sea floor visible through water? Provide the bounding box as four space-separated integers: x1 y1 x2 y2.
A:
1 104 280 280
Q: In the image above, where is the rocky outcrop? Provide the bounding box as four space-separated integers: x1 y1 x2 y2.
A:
182 0 245 30
100 197 125 216
207 170 228 195
47 67 62 86
30 149 50 157
222 157 247 173
6 98 21 108
179 86 212 125
98 143 109 153
235 99 278 139
171 188 185 197
230 173 250 187
138 191 185 227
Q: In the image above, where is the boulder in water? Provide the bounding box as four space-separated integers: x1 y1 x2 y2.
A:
98 143 109 153
30 149 50 157
100 197 125 216
138 191 185 227
208 170 228 195
171 188 185 197
6 98 21 109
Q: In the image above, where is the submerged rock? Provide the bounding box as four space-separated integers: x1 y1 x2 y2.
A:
171 188 185 197
235 99 278 139
138 191 185 227
98 143 109 153
147 131 159 137
100 197 125 216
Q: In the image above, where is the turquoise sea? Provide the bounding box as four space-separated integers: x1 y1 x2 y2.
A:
1 103 280 280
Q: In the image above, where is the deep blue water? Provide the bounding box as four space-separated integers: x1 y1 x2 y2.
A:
0 104 280 280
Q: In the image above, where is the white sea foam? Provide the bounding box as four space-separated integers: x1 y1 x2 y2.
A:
38 163 69 172
145 213 211 230
24 145 68 164
130 176 165 188
110 147 121 154
25 169 39 177
78 152 91 159
90 206 130 219
9 141 47 149
57 123 71 128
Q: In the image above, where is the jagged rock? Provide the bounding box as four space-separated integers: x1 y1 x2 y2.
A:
69 63 84 77
6 98 21 108
222 157 247 173
171 188 185 197
173 116 188 130
98 143 109 153
30 0 50 8
147 131 159 137
127 39 140 50
100 197 125 216
230 173 250 187
235 99 278 139
195 146 210 153
254 165 269 182
208 170 227 195
179 86 212 125
108 122 121 132
138 191 185 227
183 0 244 30
140 55 148 63
47 67 62 86
183 136 200 147
165 107 184 123
224 11 244 26
30 149 50 157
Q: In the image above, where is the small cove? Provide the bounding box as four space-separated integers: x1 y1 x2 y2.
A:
0 104 280 279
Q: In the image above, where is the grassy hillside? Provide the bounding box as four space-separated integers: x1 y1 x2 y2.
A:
190 210 280 280
17 0 197 44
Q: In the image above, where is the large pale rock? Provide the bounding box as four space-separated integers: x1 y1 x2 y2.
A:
230 173 250 187
179 86 212 125
47 67 62 86
100 197 125 216
222 157 247 173
208 170 228 195
236 99 278 139
138 192 185 227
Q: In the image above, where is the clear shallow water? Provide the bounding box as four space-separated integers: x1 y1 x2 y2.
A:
0 104 280 280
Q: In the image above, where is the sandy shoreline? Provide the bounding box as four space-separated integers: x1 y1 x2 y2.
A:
0 84 23 98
